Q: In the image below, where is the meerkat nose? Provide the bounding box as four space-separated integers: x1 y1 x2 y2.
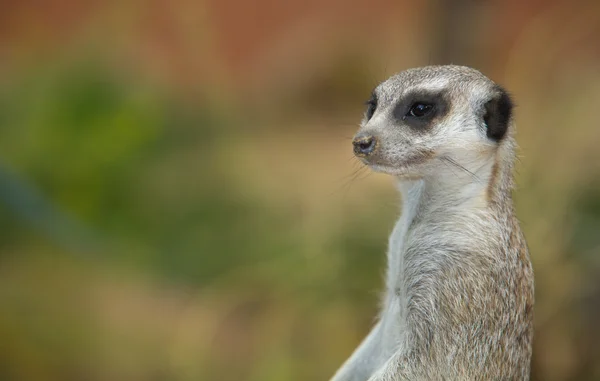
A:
352 134 377 157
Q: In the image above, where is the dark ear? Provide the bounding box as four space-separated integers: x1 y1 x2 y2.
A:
484 86 513 141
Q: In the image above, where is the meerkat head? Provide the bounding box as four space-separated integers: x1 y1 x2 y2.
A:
352 65 513 179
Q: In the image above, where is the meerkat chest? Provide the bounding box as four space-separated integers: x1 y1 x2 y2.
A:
386 211 491 296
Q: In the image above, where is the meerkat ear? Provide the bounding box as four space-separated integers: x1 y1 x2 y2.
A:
483 87 513 141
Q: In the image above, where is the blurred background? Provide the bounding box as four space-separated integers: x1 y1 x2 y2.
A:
1 0 599 380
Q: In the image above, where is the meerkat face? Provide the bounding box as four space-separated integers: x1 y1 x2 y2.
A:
352 65 513 178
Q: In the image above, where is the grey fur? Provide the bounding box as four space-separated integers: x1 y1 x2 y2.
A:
331 65 534 381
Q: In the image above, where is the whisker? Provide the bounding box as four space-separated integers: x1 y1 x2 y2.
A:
440 158 461 178
354 168 373 183
347 154 361 163
340 168 364 196
330 163 371 200
440 156 482 183
337 160 365 181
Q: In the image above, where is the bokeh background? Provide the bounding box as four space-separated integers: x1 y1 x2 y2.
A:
1 1 600 380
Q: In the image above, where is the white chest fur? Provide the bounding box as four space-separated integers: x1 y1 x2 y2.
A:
379 180 423 355
379 167 494 353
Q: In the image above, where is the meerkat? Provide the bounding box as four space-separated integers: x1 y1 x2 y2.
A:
329 65 534 381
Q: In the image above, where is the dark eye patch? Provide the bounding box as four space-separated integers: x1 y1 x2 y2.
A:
393 90 449 130
364 92 378 120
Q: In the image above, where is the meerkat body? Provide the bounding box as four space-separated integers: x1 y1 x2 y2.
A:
330 66 534 381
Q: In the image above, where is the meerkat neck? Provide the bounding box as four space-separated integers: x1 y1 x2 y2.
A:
397 158 506 222
487 137 517 210
400 136 518 220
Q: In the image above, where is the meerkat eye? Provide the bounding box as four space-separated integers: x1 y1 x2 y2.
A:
365 94 378 120
407 102 433 118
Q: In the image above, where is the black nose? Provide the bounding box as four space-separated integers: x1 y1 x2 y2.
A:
353 135 377 156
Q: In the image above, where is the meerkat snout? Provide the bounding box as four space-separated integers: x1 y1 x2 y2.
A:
352 134 377 156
